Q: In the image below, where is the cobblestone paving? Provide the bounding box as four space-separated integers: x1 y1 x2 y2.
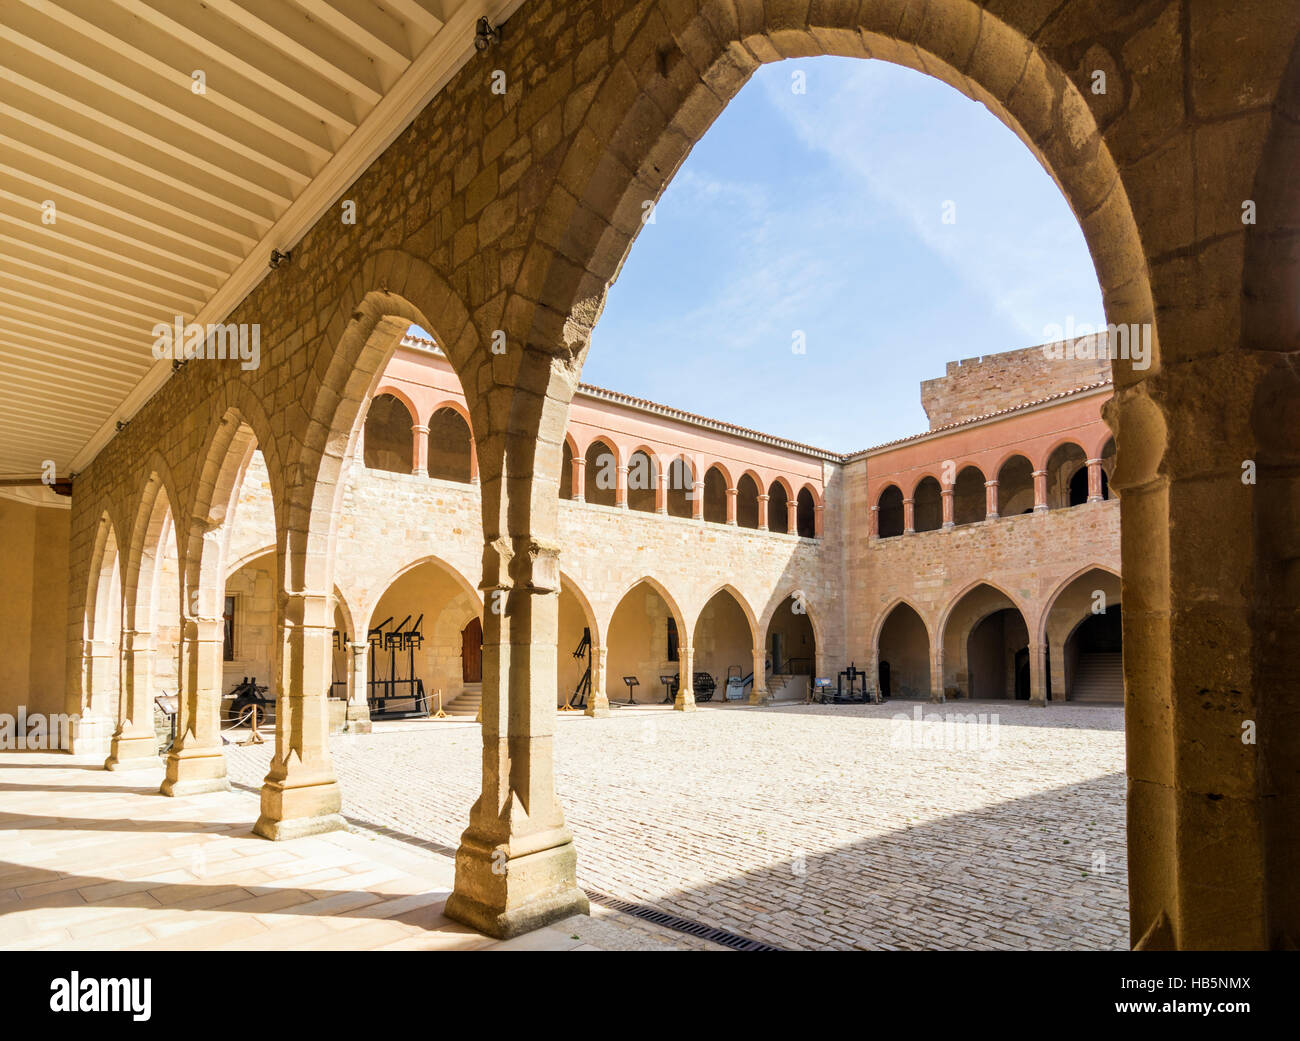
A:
226 701 1127 950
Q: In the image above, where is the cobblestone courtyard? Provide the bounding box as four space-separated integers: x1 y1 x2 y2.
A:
227 702 1127 950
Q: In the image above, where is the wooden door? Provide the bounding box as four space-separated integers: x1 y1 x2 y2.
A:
461 617 482 683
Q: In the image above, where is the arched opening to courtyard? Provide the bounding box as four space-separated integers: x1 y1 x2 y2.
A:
1043 567 1124 704
363 393 415 475
692 588 756 703
557 575 599 710
876 485 904 539
941 584 1031 701
365 557 481 717
767 480 790 534
1046 442 1088 510
952 466 986 527
627 450 657 513
702 465 729 523
735 473 760 529
427 406 474 484
584 439 619 507
665 457 695 519
912 476 942 533
796 486 817 538
605 580 683 706
996 456 1035 517
764 592 816 702
875 601 930 700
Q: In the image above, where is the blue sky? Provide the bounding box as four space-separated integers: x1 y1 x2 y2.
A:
580 56 1105 452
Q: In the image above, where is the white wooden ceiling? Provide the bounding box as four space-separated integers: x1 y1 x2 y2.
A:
0 0 522 483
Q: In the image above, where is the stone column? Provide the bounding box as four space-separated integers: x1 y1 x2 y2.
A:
725 486 737 525
348 640 372 733
445 537 588 938
162 616 229 795
253 591 345 839
869 504 879 539
615 464 628 508
903 497 915 534
1086 458 1104 502
411 424 430 476
941 486 955 529
930 646 945 703
1032 470 1049 512
985 479 999 520
1048 632 1067 701
786 498 798 534
106 630 158 769
749 644 770 705
691 480 704 520
1028 640 1048 705
654 470 667 513
469 437 480 485
72 639 119 755
585 645 609 718
571 455 585 501
814 504 824 537
757 492 769 530
675 642 697 711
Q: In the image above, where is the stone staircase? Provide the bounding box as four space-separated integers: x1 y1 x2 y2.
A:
443 682 481 716
1071 652 1124 703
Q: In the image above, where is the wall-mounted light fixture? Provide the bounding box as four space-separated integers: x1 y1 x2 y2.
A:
475 17 500 51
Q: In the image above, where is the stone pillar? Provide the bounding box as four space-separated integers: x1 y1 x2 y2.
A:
786 498 798 533
674 642 697 711
162 616 229 795
1028 640 1048 705
654 470 667 513
72 639 119 755
725 486 737 525
445 537 589 938
757 492 769 530
1048 632 1067 701
814 503 824 537
585 645 609 718
253 591 345 839
1086 458 1104 502
903 497 915 534
749 644 770 705
985 479 999 520
1032 470 1049 512
930 647 945 703
869 504 879 539
615 464 628 508
469 437 480 485
411 423 430 476
691 480 704 520
941 486 955 529
347 640 372 733
105 630 159 769
571 455 585 501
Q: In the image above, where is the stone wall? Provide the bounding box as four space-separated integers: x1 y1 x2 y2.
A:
920 342 1112 430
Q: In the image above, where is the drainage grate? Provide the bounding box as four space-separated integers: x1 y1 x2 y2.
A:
585 889 782 951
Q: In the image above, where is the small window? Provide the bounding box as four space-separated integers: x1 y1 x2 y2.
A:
223 595 236 662
666 617 679 663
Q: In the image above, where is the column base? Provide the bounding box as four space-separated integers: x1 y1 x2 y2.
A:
749 688 771 706
584 694 610 718
104 730 159 770
69 714 114 757
346 702 372 734
253 776 346 841
445 832 589 940
161 746 229 796
673 691 696 711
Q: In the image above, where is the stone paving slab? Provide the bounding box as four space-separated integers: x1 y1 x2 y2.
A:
225 701 1129 950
